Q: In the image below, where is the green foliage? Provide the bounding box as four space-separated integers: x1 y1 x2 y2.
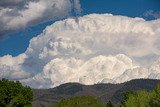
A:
120 90 134 107
121 83 160 107
149 84 160 107
0 79 33 107
52 96 108 107
121 91 150 107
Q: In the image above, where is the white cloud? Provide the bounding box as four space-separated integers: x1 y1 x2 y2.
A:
21 54 134 88
0 14 160 88
0 54 31 79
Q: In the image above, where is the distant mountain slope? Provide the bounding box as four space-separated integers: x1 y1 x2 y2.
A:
32 79 160 107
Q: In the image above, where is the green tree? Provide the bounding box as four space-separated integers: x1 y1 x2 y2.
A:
149 84 160 107
120 90 150 107
120 91 135 107
13 94 26 107
52 96 106 107
0 79 33 107
120 83 160 107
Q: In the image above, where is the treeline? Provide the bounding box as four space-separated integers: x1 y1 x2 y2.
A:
0 79 160 107
52 96 114 107
53 83 160 107
0 79 33 107
121 83 160 107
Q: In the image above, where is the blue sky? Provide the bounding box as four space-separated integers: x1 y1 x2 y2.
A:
0 0 160 57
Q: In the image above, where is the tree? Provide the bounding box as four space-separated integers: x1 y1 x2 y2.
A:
52 96 106 107
120 90 135 107
106 101 114 107
120 83 160 107
120 90 151 107
149 84 160 107
0 79 33 107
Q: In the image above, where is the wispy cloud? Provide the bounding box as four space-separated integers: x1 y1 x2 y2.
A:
144 10 160 19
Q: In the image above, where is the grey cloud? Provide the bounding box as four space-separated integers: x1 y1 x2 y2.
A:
0 0 25 9
0 0 40 8
144 10 160 19
0 0 23 5
0 0 81 39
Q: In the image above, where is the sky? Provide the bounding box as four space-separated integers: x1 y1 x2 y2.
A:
0 0 160 57
1 0 160 88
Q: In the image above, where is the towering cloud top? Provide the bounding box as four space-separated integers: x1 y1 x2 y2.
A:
0 14 160 88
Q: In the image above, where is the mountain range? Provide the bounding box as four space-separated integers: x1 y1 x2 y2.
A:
32 79 160 107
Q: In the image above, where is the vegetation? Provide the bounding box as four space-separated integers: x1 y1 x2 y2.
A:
0 79 33 107
121 84 160 107
53 83 160 107
51 83 160 107
106 101 114 107
1 78 160 107
52 96 114 107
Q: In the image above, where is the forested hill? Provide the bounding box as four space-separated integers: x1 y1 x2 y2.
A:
32 79 160 107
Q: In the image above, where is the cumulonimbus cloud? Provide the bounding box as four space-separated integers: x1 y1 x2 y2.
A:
0 0 81 38
0 14 160 88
